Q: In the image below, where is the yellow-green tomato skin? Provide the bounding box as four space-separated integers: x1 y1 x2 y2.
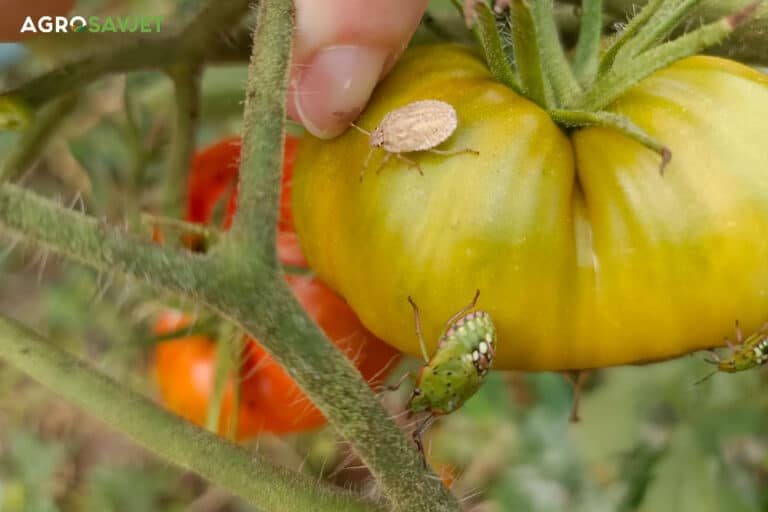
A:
292 44 768 371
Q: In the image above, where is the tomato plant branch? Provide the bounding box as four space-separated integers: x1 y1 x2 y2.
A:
214 2 462 509
0 92 79 182
201 278 460 511
221 0 290 262
0 315 377 512
0 0 251 114
0 182 209 296
164 61 202 216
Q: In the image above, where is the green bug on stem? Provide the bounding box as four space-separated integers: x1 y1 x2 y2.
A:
390 290 497 466
695 320 768 384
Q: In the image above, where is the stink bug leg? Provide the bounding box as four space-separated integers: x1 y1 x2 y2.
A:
561 371 590 423
428 147 480 158
387 371 416 392
407 296 430 363
412 414 437 468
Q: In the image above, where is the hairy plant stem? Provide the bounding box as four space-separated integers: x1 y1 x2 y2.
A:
529 0 583 107
221 2 461 509
597 0 665 73
0 316 376 512
1 0 251 111
164 61 202 217
574 10 748 110
572 0 603 86
0 0 463 510
563 0 768 65
615 0 705 61
470 2 523 94
549 109 670 170
510 0 553 108
0 92 79 182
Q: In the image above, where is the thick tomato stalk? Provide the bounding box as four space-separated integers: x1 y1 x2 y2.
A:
292 44 768 371
154 275 399 437
153 136 399 437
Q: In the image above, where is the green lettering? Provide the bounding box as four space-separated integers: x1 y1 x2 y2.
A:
101 17 116 32
88 16 100 33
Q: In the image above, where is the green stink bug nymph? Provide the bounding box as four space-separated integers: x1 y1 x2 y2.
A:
696 320 768 384
390 290 497 466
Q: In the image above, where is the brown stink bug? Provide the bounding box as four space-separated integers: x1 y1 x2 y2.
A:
351 100 479 181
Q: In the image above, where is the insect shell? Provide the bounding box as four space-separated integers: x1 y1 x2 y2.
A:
369 100 458 154
408 311 497 415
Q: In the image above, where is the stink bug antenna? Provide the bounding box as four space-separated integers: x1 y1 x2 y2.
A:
408 296 430 362
694 369 719 386
349 122 371 136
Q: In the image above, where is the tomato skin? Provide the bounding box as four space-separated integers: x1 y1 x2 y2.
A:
292 44 768 371
187 135 298 231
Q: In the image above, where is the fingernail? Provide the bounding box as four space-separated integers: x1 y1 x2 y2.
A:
293 45 388 139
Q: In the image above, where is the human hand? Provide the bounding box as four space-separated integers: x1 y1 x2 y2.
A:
287 0 429 139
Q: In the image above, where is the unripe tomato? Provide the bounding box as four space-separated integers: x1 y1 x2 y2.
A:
292 44 768 371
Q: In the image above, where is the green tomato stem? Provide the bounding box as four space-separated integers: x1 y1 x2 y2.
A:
471 2 524 94
572 0 603 87
574 8 749 111
597 0 665 74
206 323 241 435
0 315 377 512
549 109 671 173
528 0 583 107
163 61 202 218
220 0 292 264
615 0 706 62
509 0 553 108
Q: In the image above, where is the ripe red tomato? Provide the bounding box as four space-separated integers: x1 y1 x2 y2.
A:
187 135 298 231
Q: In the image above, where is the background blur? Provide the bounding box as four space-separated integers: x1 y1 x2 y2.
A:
1 0 768 511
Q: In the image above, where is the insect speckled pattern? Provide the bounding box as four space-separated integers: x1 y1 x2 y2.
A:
408 310 496 415
696 320 768 384
371 100 458 154
390 290 496 466
351 99 478 180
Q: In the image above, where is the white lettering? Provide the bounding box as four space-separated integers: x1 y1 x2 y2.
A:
20 16 36 33
54 16 68 32
39 16 53 33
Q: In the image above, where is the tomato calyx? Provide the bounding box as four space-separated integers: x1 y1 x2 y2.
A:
458 0 758 172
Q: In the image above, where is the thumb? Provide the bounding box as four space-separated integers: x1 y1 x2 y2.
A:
288 0 429 139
